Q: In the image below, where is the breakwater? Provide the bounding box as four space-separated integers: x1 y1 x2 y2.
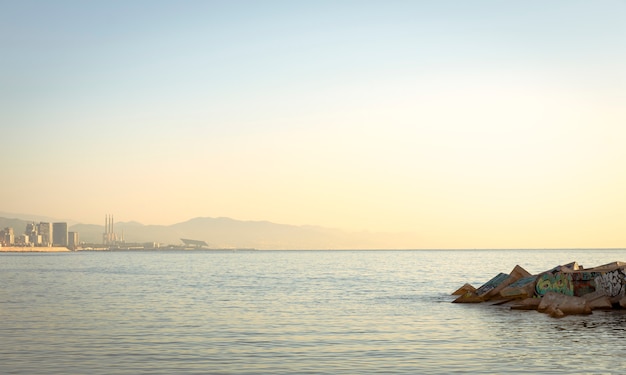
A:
453 260 626 317
0 246 70 252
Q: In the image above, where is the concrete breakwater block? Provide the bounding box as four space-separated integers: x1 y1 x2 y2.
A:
537 292 592 317
510 298 541 310
451 283 476 296
453 265 530 303
500 275 537 299
582 290 613 310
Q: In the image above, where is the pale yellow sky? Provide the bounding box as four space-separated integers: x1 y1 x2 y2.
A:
2 1 626 248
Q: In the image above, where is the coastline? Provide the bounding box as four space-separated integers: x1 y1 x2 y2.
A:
0 246 71 252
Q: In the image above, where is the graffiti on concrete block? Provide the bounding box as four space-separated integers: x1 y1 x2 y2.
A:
594 269 626 297
535 272 574 296
570 272 602 296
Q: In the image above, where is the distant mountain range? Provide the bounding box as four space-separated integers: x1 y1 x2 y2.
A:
0 213 420 250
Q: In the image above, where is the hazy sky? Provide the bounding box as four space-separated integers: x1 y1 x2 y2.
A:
2 1 626 248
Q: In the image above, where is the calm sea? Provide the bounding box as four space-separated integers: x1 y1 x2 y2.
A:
2 249 626 374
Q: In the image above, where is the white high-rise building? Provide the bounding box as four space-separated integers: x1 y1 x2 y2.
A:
68 231 79 250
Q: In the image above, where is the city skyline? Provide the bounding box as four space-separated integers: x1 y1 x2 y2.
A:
2 1 626 249
0 219 75 248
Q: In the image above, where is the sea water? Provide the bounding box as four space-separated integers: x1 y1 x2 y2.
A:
1 249 626 374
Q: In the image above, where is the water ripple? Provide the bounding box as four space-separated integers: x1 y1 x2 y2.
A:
2 249 626 374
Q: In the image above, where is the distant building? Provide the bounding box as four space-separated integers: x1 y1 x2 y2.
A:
1 227 14 246
38 222 53 246
25 222 36 234
68 231 79 250
53 222 68 246
24 222 42 245
25 223 34 232
16 234 30 245
181 238 209 248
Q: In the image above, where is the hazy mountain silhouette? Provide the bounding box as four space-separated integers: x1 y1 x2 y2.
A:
0 217 32 232
0 211 77 225
1 215 419 250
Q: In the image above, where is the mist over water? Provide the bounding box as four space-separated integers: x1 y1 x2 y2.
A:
2 249 626 374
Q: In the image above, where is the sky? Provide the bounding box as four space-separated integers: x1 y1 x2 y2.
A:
2 0 626 248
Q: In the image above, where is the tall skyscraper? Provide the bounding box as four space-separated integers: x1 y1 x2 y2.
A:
38 222 53 247
68 231 79 250
53 222 68 246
